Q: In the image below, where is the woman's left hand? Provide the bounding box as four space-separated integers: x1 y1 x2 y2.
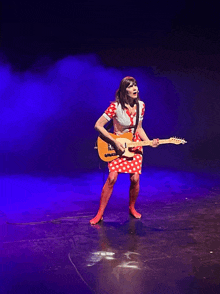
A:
152 138 159 148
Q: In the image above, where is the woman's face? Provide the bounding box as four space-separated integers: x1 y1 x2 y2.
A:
126 81 138 99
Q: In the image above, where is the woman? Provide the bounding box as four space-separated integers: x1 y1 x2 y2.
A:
90 76 159 225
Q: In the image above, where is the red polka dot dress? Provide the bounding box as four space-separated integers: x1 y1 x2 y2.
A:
103 101 145 174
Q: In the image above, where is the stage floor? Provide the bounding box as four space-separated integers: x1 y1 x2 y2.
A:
1 168 220 294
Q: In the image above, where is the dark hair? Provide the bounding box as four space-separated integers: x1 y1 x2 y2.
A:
115 76 140 109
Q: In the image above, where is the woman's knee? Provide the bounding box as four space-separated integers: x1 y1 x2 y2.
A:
108 172 118 185
130 173 140 185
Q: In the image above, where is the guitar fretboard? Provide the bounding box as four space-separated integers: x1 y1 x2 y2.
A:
128 139 170 147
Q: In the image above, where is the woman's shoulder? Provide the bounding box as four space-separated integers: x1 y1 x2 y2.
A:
104 101 119 115
108 101 118 107
138 100 145 107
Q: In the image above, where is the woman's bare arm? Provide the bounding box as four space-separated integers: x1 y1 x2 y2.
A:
136 121 159 147
136 121 150 141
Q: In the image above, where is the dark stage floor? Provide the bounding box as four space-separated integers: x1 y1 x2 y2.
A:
1 168 220 294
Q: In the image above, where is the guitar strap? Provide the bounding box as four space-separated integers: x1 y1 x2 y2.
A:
133 102 139 136
105 118 113 132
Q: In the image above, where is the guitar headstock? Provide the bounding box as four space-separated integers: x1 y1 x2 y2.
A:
169 137 187 145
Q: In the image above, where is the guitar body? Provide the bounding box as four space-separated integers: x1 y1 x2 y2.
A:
97 132 134 162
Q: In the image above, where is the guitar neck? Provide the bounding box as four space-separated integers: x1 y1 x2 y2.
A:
128 139 170 147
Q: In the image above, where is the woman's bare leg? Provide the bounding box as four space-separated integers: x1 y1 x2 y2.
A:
90 171 118 225
129 173 141 218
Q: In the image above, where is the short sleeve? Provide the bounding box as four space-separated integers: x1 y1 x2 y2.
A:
103 102 117 121
140 102 145 121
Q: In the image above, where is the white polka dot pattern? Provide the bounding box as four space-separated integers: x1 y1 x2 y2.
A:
104 102 117 119
108 153 143 174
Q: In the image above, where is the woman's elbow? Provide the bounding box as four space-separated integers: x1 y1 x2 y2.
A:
94 116 107 131
94 122 100 131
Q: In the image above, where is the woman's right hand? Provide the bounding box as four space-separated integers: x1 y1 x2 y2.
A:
114 140 125 154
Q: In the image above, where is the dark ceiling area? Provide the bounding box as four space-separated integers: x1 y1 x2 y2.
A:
1 1 220 70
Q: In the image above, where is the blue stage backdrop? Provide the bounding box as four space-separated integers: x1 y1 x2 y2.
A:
1 53 219 175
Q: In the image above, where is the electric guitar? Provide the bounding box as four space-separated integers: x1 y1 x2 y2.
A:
97 132 187 162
